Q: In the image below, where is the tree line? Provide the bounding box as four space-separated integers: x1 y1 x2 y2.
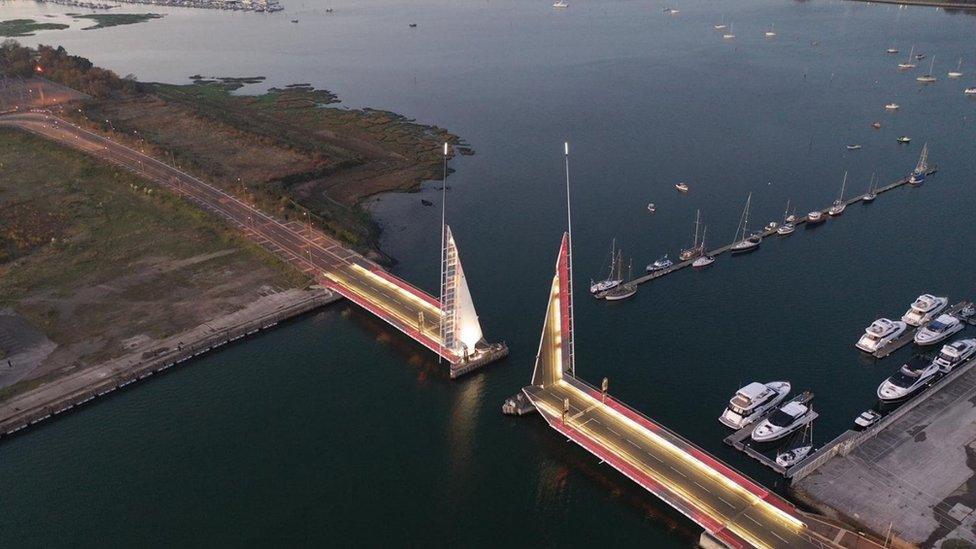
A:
0 40 139 98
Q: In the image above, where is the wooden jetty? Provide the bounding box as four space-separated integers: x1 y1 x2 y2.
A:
723 390 816 475
620 167 938 290
872 300 972 358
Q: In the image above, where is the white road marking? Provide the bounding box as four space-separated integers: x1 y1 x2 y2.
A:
717 496 736 509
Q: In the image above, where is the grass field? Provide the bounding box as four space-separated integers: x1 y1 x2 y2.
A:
0 127 308 384
75 80 459 255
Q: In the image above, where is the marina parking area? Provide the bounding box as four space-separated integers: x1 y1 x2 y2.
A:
792 356 976 547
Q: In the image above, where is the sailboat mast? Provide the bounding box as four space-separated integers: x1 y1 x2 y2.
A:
743 193 752 234
840 171 847 201
693 209 701 247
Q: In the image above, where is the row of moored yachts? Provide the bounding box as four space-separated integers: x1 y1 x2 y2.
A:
856 294 976 402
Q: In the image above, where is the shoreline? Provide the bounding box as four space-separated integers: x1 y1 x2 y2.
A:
0 288 340 439
848 0 976 10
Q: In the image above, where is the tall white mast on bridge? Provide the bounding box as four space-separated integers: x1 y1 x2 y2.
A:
563 142 576 378
439 143 485 361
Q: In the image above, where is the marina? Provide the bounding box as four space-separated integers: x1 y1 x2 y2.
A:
614 165 939 293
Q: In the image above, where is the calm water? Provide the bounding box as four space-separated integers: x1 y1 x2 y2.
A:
3 0 976 546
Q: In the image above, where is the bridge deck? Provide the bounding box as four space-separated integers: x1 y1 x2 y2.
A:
524 377 822 548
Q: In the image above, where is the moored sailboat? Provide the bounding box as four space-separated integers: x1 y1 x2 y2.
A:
828 171 848 216
589 239 622 294
909 142 929 185
862 172 877 202
692 226 715 268
679 209 704 260
730 193 761 254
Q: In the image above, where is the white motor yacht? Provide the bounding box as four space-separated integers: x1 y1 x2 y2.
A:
776 222 795 235
718 381 791 429
901 294 948 326
751 401 814 442
915 314 964 346
966 88 976 95
806 211 825 224
884 102 900 110
933 338 976 373
552 1 568 8
646 254 673 272
855 318 907 353
877 356 940 401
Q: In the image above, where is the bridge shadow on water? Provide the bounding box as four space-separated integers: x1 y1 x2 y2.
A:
339 303 449 383
525 418 701 545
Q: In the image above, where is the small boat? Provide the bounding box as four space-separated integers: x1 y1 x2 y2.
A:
933 338 976 373
646 202 656 213
408 23 418 27
806 210 825 225
691 226 714 269
916 53 926 60
916 56 937 83
877 355 940 401
751 399 815 443
855 318 907 353
846 144 862 150
674 182 690 193
966 88 976 95
776 201 796 235
885 103 900 110
723 23 735 40
854 410 882 430
719 381 792 429
948 57 964 78
552 1 568 8
590 240 622 294
898 46 917 70
901 293 948 326
290 18 299 23
908 142 928 184
605 260 636 301
886 48 899 54
764 24 776 38
420 199 434 206
775 423 813 468
764 221 778 232
713 23 728 30
678 210 704 260
776 444 812 468
827 171 847 216
646 254 673 272
692 254 715 269
915 314 964 346
862 172 877 202
730 193 761 254
663 7 679 15
897 136 911 144
872 121 882 129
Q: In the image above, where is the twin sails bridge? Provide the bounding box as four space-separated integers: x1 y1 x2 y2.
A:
521 234 883 549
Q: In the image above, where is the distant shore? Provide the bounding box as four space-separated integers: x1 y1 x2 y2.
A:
849 0 976 11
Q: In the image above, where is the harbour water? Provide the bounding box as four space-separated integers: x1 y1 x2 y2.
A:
2 0 976 545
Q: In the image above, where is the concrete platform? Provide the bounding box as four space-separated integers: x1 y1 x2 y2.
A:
792 358 976 547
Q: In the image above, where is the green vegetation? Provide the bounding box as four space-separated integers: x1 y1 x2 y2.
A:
0 19 69 38
75 13 164 30
0 128 307 368
0 40 136 97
